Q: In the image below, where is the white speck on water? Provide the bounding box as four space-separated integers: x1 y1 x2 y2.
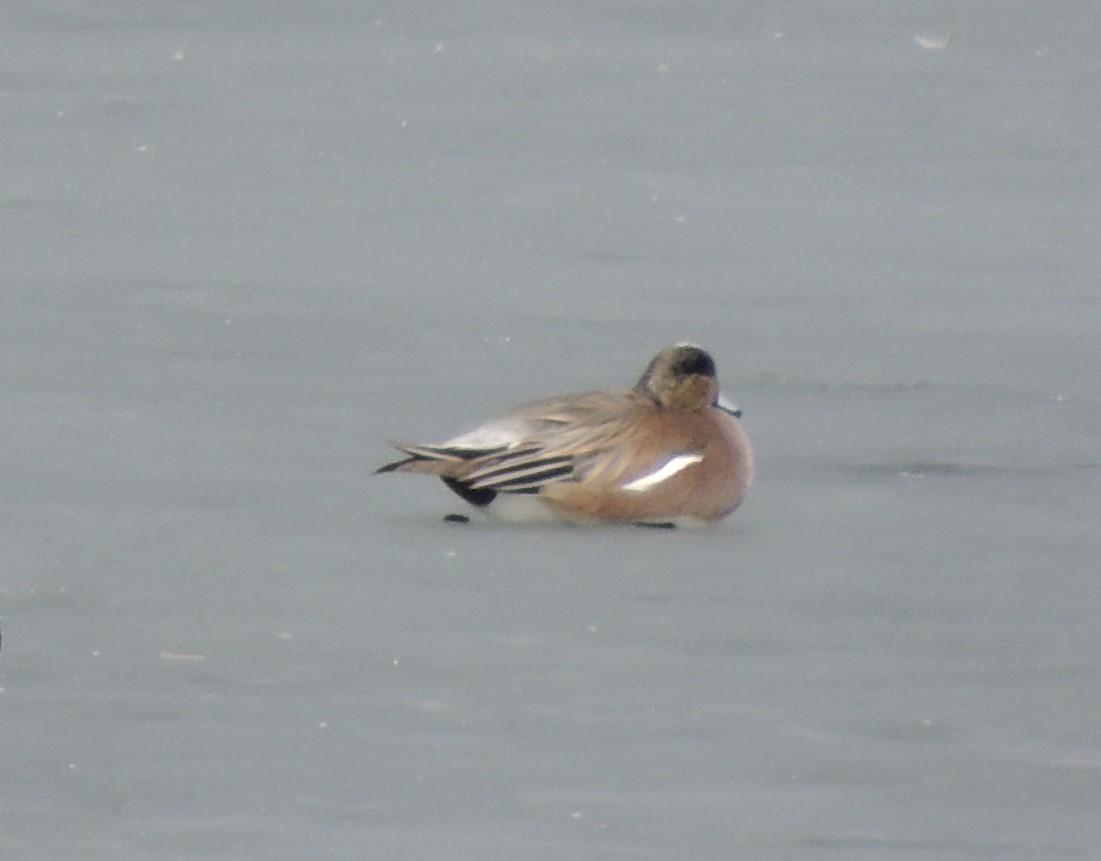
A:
160 651 206 662
914 31 951 50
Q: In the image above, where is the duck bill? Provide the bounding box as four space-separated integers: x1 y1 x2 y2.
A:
714 394 743 418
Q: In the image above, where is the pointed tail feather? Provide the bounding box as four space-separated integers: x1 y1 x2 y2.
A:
374 441 513 476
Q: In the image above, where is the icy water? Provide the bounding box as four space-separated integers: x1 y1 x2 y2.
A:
2 2 1099 859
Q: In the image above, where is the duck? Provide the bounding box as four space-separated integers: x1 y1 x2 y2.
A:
376 344 753 526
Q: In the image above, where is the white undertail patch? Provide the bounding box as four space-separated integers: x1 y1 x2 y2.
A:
621 454 703 493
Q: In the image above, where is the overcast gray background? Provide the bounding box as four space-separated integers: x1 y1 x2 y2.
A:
2 1 1099 859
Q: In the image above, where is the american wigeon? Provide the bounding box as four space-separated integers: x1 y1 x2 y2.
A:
376 344 753 526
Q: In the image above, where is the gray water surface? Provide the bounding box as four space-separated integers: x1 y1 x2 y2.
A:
2 2 1099 859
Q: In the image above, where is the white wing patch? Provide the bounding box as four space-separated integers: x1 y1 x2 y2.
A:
621 454 703 493
438 419 532 451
